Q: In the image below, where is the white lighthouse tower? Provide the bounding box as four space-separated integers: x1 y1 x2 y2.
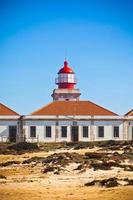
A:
52 60 81 101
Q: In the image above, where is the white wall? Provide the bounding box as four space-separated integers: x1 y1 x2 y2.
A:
128 121 133 140
24 120 56 142
0 120 19 142
24 119 125 142
94 120 124 141
0 117 132 143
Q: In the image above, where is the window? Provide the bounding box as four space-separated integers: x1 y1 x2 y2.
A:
58 74 75 83
30 126 36 138
61 126 67 137
9 126 17 142
114 126 119 138
83 126 88 137
98 126 104 137
46 126 51 137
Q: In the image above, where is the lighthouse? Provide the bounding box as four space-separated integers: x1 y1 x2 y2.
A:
51 60 81 101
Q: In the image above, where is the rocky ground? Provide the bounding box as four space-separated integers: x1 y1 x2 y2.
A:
0 141 133 200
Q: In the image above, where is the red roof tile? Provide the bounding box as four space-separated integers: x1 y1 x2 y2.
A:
0 103 19 116
31 101 118 116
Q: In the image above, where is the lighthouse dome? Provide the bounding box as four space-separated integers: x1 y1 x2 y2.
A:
55 60 76 89
58 61 74 74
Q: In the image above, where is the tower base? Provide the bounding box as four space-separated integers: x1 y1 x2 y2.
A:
51 88 81 101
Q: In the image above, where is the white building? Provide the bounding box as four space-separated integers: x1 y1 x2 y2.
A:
24 101 125 142
0 60 133 142
0 103 20 142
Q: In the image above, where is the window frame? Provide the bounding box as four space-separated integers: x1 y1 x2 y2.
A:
30 126 36 138
46 126 52 138
98 126 104 138
61 126 67 138
82 126 89 138
113 126 119 138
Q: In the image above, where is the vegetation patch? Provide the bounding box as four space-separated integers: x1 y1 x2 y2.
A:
22 156 45 164
0 174 6 179
0 160 20 167
8 142 39 151
85 177 133 188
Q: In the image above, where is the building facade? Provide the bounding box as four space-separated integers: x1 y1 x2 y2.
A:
0 103 20 142
0 60 133 142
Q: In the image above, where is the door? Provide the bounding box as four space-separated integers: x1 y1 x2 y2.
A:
71 126 79 142
9 126 17 142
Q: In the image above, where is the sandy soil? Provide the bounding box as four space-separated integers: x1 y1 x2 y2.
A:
0 179 133 200
0 183 133 200
0 147 133 200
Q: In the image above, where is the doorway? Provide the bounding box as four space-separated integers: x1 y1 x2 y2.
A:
71 126 79 142
9 126 17 142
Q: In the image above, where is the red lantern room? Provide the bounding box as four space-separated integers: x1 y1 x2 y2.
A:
52 60 81 101
55 60 76 89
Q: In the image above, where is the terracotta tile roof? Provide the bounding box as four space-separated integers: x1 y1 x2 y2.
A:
30 101 118 116
124 109 133 116
0 103 19 116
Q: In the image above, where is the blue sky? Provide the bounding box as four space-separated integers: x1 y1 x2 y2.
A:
0 0 133 115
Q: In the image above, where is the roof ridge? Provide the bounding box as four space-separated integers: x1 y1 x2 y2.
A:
124 109 133 116
30 102 53 115
86 100 118 116
0 102 20 116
